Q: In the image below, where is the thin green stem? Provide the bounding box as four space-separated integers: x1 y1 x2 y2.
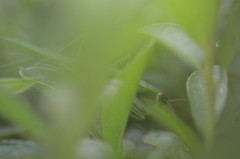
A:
202 42 215 150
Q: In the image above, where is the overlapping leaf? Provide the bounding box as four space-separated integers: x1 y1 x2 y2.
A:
187 65 228 134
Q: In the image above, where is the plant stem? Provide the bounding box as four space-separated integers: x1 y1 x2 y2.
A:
202 42 215 150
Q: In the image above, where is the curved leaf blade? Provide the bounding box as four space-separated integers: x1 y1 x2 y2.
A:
141 24 203 69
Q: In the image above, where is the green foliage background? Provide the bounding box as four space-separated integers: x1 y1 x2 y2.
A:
0 0 240 159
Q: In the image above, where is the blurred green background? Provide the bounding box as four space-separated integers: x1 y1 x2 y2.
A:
0 0 240 159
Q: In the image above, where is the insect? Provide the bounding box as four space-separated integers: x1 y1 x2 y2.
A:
130 80 174 120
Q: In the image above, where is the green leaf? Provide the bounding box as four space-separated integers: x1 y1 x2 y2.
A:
0 78 37 93
0 88 47 138
218 4 240 68
144 131 192 159
159 0 219 44
0 36 68 62
141 24 203 69
149 105 200 156
186 65 228 134
130 103 146 121
101 40 154 157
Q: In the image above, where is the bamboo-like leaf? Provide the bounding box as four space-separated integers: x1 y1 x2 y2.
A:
186 65 228 135
101 40 154 157
141 24 203 69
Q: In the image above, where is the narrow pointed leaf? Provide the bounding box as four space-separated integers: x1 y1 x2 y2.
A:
101 40 154 156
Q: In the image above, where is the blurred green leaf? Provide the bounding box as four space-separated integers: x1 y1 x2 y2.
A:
160 0 219 45
218 2 240 68
187 65 228 135
0 78 37 94
0 36 68 62
144 131 192 159
142 24 203 69
0 89 47 138
130 103 146 121
130 97 149 121
0 1 238 159
149 105 200 156
101 40 154 157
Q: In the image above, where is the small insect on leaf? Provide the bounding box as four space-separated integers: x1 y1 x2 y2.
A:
131 81 175 120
